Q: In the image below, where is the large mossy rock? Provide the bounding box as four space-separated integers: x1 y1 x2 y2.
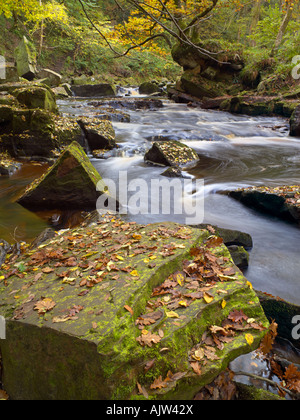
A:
0 106 83 158
139 82 160 95
14 36 37 80
0 216 269 400
77 118 117 151
145 141 199 168
228 185 300 224
17 141 108 211
13 86 57 113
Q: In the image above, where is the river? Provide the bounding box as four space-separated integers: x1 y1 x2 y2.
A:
0 93 299 306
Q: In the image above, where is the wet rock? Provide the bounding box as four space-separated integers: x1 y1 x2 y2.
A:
0 217 269 400
14 36 37 81
87 98 163 110
0 157 21 176
257 291 300 349
290 105 300 137
71 84 115 97
227 245 249 271
17 141 110 211
192 224 253 249
139 81 160 95
161 166 186 178
144 140 199 168
228 185 300 224
77 118 117 151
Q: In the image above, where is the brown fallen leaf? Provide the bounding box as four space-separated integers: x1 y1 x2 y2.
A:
34 298 56 315
190 361 202 375
124 305 133 316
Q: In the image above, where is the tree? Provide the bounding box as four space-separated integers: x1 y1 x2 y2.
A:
77 0 228 62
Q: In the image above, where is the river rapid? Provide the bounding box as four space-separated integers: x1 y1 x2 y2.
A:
0 93 299 306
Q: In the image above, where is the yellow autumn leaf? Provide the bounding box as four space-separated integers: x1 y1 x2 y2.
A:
132 233 142 240
173 271 185 286
116 255 124 261
203 292 214 304
221 299 226 309
245 333 254 346
130 270 139 277
178 300 187 307
166 310 179 318
246 281 253 289
0 276 5 281
144 258 150 263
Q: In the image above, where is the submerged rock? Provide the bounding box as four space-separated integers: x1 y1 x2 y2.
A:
145 140 199 168
17 141 109 211
228 185 300 224
0 216 269 400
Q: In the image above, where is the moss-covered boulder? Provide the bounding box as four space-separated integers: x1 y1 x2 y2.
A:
228 185 300 224
145 141 199 168
0 216 269 400
77 118 117 151
0 103 83 159
14 36 37 81
139 82 160 95
13 86 57 113
17 141 109 211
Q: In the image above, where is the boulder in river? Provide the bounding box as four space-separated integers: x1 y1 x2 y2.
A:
228 185 300 224
0 215 269 400
77 118 117 151
17 141 109 211
71 83 115 97
139 81 160 95
144 140 200 168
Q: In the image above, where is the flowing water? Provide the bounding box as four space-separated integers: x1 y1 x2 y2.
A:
0 93 300 307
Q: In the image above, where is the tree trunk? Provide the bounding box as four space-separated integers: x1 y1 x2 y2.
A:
249 0 263 46
272 1 294 52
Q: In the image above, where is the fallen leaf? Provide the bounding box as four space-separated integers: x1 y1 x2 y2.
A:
34 298 56 315
124 305 133 316
245 333 254 346
203 292 214 304
190 361 202 375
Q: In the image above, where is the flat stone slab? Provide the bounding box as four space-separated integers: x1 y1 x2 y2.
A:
0 216 269 400
228 185 300 224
